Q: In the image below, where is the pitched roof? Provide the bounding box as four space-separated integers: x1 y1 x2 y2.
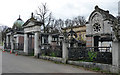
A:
23 13 43 28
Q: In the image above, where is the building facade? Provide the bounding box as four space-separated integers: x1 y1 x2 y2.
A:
4 16 25 51
86 6 115 48
62 25 86 46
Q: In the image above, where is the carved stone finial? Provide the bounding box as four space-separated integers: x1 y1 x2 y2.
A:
19 15 20 18
31 12 33 18
95 5 99 10
17 15 21 20
106 10 109 13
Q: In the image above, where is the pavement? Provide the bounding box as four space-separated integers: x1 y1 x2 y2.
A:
1 50 99 73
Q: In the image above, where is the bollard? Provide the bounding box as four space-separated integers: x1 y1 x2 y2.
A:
10 50 12 54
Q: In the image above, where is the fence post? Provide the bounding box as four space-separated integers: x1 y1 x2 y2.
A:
62 41 69 63
112 41 120 72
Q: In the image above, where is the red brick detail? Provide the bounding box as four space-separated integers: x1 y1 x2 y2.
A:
19 36 24 44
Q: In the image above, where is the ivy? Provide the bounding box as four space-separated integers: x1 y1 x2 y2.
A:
50 52 56 57
88 50 97 61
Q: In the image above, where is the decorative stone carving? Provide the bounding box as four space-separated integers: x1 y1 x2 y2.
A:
91 13 103 34
93 23 101 32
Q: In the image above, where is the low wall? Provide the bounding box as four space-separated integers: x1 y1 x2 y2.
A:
39 56 63 63
67 61 120 73
39 55 120 73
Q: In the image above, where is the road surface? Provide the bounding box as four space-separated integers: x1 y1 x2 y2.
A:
2 51 97 73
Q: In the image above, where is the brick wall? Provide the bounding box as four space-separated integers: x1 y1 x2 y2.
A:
86 37 92 47
19 36 24 44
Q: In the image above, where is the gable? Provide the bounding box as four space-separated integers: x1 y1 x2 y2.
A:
87 6 114 36
23 21 35 28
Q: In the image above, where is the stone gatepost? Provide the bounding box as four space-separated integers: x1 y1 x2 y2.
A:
6 35 8 45
34 32 40 57
10 35 14 53
23 13 42 56
112 41 120 72
62 41 69 63
24 33 29 55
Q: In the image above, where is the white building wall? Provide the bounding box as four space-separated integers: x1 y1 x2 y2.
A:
104 20 112 34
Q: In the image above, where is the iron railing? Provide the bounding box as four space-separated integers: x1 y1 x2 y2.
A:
68 47 112 64
41 44 62 57
13 43 24 50
4 43 24 50
4 43 11 49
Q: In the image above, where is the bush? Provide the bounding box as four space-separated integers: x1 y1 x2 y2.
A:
50 52 56 57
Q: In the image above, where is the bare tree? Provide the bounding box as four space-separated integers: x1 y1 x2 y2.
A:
65 19 74 27
36 3 52 33
1 26 8 43
73 16 86 26
50 18 57 28
50 18 64 33
56 19 64 32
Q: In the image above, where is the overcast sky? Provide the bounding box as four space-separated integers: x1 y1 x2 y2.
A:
0 0 119 27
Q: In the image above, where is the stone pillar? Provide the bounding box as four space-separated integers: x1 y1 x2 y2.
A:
62 41 69 63
6 35 8 44
112 41 120 67
3 41 4 49
10 35 14 52
24 33 29 55
34 32 40 57
48 35 52 44
6 35 8 47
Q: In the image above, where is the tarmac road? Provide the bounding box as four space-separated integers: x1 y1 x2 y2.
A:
2 51 98 73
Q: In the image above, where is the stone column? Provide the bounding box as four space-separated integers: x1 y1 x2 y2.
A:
62 41 69 63
6 35 8 47
24 33 29 55
10 35 14 52
112 41 120 67
6 35 8 44
48 35 52 44
34 32 40 57
3 41 4 49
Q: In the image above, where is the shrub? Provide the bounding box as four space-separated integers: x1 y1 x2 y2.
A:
88 50 97 61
